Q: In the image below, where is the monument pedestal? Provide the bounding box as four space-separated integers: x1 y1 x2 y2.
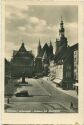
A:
19 74 28 85
22 75 26 84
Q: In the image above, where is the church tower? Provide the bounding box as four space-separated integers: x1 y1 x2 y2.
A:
55 17 68 53
49 40 53 55
59 17 65 38
59 17 68 48
37 39 42 57
42 51 49 75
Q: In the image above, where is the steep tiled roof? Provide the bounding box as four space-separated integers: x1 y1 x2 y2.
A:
70 43 78 50
54 46 72 64
13 43 34 59
18 43 27 52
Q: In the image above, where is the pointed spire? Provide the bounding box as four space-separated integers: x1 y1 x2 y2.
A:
22 42 24 47
59 16 65 37
19 42 27 52
60 16 64 29
37 39 42 57
38 39 41 49
49 40 53 55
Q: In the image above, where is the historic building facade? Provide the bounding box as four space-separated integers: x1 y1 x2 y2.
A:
5 18 78 86
53 18 76 89
42 51 50 75
5 58 11 84
34 57 43 76
70 43 78 82
37 40 54 60
34 40 54 76
11 43 34 78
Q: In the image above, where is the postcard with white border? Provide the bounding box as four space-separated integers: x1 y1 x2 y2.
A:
0 0 84 124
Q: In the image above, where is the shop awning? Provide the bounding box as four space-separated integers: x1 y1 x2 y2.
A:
53 79 62 84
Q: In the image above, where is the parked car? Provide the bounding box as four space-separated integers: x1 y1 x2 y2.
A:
15 90 29 97
34 76 38 79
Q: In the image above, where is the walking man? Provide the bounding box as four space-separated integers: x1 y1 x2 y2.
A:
7 98 9 104
70 102 73 109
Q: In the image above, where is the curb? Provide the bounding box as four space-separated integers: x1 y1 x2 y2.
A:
42 78 78 100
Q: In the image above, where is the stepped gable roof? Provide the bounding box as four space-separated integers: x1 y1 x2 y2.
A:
13 43 34 59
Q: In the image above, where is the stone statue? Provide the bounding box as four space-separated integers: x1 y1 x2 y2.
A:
22 72 25 83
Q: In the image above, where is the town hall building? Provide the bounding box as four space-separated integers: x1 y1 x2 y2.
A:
11 43 34 78
53 18 78 90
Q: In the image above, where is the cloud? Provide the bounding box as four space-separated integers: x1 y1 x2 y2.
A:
65 22 78 45
29 17 39 24
5 3 78 60
5 0 28 11
27 5 78 24
5 1 29 19
18 26 26 32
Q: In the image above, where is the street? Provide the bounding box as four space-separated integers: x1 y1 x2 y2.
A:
5 78 78 113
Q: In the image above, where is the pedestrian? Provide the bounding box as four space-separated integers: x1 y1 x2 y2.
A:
70 102 73 109
77 87 78 95
7 98 9 104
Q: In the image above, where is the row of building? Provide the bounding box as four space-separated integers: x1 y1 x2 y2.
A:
5 18 78 90
49 19 78 90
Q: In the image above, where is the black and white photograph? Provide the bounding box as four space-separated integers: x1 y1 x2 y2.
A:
4 2 78 113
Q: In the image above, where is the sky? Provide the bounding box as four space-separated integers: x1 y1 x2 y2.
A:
5 1 78 61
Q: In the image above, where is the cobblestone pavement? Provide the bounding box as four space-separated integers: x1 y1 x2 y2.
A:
5 78 78 113
42 77 78 98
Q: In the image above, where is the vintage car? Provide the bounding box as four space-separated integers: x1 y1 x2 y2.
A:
34 76 38 79
15 90 29 97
